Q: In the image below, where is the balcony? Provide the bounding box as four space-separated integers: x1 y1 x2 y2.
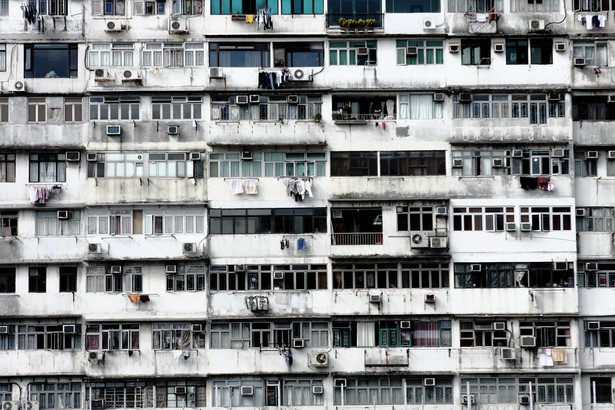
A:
331 232 383 245
326 13 383 29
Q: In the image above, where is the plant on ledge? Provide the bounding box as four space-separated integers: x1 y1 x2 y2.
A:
338 17 376 29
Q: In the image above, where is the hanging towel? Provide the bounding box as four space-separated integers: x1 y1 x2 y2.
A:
243 179 258 195
229 179 244 195
245 14 254 23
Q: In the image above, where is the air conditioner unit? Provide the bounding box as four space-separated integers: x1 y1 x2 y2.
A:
236 95 249 105
512 149 523 158
436 206 447 215
429 236 448 249
585 262 598 271
291 69 310 81
122 69 141 82
576 208 586 216
452 158 464 168
334 378 346 387
6 80 25 93
286 94 300 104
235 264 246 272
63 324 76 333
309 352 329 367
369 294 382 303
448 43 460 53
272 271 284 281
167 125 179 135
520 336 536 348
241 150 253 160
173 386 187 395
311 385 324 394
470 264 482 272
424 293 436 303
357 47 369 56
105 20 125 32
493 42 504 53
520 223 532 232
608 150 615 158
57 210 69 220
518 394 531 406
170 19 189 33
492 322 506 331
492 158 505 167
0 326 8 334
183 243 198 253
528 19 545 30
400 320 411 329
505 223 517 232
424 378 436 386
209 67 224 78
406 46 418 56
332 209 343 219
573 57 586 66
88 350 105 362
86 153 98 162
65 151 80 162
553 261 568 271
1 402 21 410
22 402 38 410
410 232 430 248
94 68 112 81
110 265 122 274
552 148 565 157
165 265 177 274
586 151 599 159
587 321 600 330
239 386 253 396
459 93 472 103
501 347 516 360
608 95 615 104
249 94 260 104
191 324 203 332
423 19 436 29
461 394 475 405
555 42 566 52
292 339 305 348
106 125 121 136
88 243 103 254
189 152 201 161
549 93 562 101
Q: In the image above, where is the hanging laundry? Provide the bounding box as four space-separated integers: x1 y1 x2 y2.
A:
598 14 607 27
245 14 254 24
243 179 258 195
229 179 244 195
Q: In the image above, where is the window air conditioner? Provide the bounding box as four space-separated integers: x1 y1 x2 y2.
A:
209 67 224 78
528 19 545 30
512 149 523 158
311 385 324 394
520 336 536 348
429 236 448 248
357 47 369 56
448 43 460 53
241 150 253 160
552 148 565 157
235 264 246 272
191 324 203 332
576 208 586 216
587 321 600 330
183 243 198 253
461 394 475 405
309 352 329 367
292 339 305 348
105 20 125 32
608 95 615 104
492 158 505 167
553 261 568 271
406 46 418 56
88 243 103 254
110 265 122 274
287 95 299 104
505 222 517 232
332 209 343 218
334 378 346 387
501 347 516 360
470 264 482 272
423 19 436 29
6 80 25 93
493 42 504 53
369 294 382 303
0 326 9 334
573 57 586 66
57 210 69 220
1 402 21 410
492 322 506 331
86 153 98 162
518 394 531 406
608 150 615 158
452 158 464 168
106 125 121 136
236 95 249 105
65 151 81 162
190 152 201 161
433 92 445 102
585 262 598 271
424 378 436 386
169 19 189 33
174 386 187 395
63 324 76 334
458 93 472 103
167 125 179 135
586 151 598 159
555 42 566 52
410 232 430 248
165 265 177 274
424 293 436 303
436 206 447 215
249 94 260 104
520 223 532 232
94 68 112 81
549 93 562 101
273 271 285 280
400 320 411 329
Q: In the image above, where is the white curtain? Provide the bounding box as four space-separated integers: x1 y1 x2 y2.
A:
357 322 375 346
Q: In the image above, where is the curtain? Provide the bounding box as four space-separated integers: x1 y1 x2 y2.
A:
357 322 375 346
410 95 434 119
412 321 439 346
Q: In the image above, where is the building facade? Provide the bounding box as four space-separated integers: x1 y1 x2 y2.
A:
0 0 613 408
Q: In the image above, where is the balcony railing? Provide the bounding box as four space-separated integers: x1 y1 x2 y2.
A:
332 232 383 245
326 13 384 29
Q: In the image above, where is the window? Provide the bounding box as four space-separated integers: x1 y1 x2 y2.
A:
28 97 46 123
145 211 205 234
209 42 270 68
29 267 47 293
396 206 435 231
86 266 142 293
585 321 615 346
0 1 7 15
0 212 17 237
332 95 395 120
577 208 615 232
573 96 615 120
25 44 78 78
16 323 81 349
387 0 440 12
209 264 327 291
36 210 80 236
520 320 570 347
0 154 15 183
334 378 404 405
590 378 612 403
92 0 126 15
211 0 277 14
0 44 5 71
575 151 598 177
461 39 491 65
520 206 572 231
398 94 443 119
0 268 15 293
86 382 147 409
152 97 202 120
460 375 574 404
166 265 206 291
64 97 83 122
154 380 206 408
87 43 134 67
147 153 190 178
453 94 565 124
152 323 206 349
29 153 67 183
143 43 205 67
453 206 515 231
172 0 203 14
506 39 528 64
406 378 453 404
209 151 325 178
87 210 142 235
89 96 140 121
505 39 553 65
331 151 445 176
452 148 570 177
134 0 166 14
330 41 377 66
455 262 574 288
281 0 323 14
87 153 204 179
512 0 559 11
34 0 68 15
0 384 12 401
326 0 382 26
396 40 443 65
59 266 77 292
448 0 502 12
577 262 615 287
30 383 81 409
273 42 324 67
573 41 608 66
282 379 324 406
333 320 451 347
210 321 328 348
209 208 327 234
460 320 508 346
85 323 139 350
211 95 322 122
0 98 8 123
574 0 613 10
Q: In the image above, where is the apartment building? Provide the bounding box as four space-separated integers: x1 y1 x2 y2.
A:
0 0 614 408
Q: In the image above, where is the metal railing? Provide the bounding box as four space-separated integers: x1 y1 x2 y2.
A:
326 13 384 28
332 232 383 245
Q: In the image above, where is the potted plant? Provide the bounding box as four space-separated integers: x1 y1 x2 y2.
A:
332 112 343 120
313 113 322 123
338 17 348 28
365 18 376 28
